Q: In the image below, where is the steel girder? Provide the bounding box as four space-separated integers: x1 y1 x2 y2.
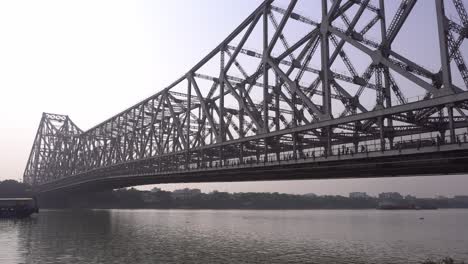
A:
24 0 468 188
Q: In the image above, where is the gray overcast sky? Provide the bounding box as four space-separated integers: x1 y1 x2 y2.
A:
0 0 467 197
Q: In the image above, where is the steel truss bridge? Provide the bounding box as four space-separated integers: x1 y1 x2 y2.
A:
24 0 468 194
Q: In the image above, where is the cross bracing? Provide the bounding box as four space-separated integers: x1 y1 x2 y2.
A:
24 0 468 189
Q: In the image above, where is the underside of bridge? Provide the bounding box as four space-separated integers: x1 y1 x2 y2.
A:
24 0 468 194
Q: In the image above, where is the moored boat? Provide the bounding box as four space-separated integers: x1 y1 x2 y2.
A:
0 198 39 218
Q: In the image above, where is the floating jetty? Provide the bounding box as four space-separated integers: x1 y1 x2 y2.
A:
0 198 39 218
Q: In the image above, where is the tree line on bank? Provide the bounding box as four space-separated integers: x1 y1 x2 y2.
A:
0 180 32 198
1 180 468 209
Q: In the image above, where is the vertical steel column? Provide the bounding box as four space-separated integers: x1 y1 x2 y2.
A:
379 116 385 151
263 4 269 162
292 85 298 160
219 48 225 165
131 108 137 160
209 106 214 166
321 0 332 155
275 76 281 161
321 0 331 118
435 0 453 94
239 84 244 164
448 105 456 143
198 106 203 167
353 122 359 153
123 113 128 160
436 0 456 143
102 128 107 167
139 104 145 159
376 64 388 149
186 78 192 169
293 133 297 160
148 102 154 157
380 0 392 109
239 142 244 165
160 93 166 155
171 110 177 153
209 107 214 145
219 49 225 143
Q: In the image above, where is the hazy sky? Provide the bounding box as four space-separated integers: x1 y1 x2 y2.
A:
0 0 467 197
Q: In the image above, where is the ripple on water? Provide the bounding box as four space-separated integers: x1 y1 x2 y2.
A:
0 209 467 264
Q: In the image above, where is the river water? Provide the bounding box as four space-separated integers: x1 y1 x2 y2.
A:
1 209 467 264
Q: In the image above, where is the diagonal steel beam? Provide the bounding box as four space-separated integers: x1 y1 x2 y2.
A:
386 0 418 46
224 80 264 132
224 12 262 73
189 74 220 141
330 26 440 95
266 56 327 120
266 0 297 55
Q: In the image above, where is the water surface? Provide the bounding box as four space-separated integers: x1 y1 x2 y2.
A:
1 209 467 264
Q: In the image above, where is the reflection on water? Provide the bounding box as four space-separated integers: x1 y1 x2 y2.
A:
1 209 468 264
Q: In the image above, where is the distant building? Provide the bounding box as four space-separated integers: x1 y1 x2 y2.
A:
349 192 369 199
171 188 201 200
378 192 403 201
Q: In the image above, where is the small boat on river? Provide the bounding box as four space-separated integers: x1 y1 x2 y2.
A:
0 198 39 218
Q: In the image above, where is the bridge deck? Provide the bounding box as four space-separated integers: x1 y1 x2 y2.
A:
34 142 468 194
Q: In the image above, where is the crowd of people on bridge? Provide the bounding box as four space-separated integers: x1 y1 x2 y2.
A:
183 132 468 170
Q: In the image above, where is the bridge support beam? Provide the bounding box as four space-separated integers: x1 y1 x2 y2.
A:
263 4 269 163
435 0 454 94
448 105 456 143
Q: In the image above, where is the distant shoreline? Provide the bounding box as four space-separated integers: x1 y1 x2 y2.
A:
37 207 468 211
2 180 468 210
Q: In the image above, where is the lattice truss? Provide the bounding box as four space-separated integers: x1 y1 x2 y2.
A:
24 0 468 186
